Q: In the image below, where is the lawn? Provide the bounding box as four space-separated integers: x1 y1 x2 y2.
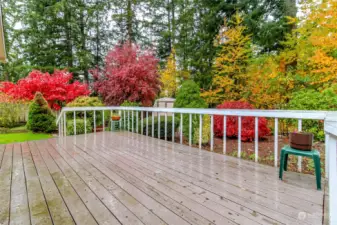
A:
0 132 53 144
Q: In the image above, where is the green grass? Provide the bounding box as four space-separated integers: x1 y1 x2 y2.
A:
0 132 53 144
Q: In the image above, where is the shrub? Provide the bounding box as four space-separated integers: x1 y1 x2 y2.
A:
27 92 56 133
214 101 270 142
174 80 207 138
0 93 28 128
287 87 337 141
66 96 108 127
66 119 92 135
0 69 89 110
141 116 179 140
193 115 210 145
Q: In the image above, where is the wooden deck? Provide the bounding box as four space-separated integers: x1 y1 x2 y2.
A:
0 131 325 225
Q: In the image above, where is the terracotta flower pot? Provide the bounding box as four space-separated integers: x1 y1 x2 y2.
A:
111 115 121 121
289 132 313 151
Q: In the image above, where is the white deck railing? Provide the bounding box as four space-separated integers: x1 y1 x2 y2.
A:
56 106 337 224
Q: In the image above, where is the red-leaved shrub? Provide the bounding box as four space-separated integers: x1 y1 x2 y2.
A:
0 70 90 110
214 101 270 141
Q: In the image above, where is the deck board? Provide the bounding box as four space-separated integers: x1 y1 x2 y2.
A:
0 131 325 225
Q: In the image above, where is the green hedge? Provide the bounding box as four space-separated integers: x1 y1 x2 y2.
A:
140 115 179 140
67 119 93 135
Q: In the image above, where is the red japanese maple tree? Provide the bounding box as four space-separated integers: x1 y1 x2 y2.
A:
91 42 160 106
214 101 270 141
0 70 90 110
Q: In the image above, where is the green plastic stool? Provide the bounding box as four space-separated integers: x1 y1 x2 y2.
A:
279 145 321 190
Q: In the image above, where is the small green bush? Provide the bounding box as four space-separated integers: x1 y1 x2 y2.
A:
67 119 93 135
174 80 207 138
193 115 210 144
66 96 108 126
27 92 56 133
287 87 337 141
140 116 179 140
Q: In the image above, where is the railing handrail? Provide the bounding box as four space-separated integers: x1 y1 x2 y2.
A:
56 106 337 125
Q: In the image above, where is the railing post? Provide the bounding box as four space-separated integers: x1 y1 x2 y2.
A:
180 113 183 144
172 113 175 143
146 111 149 136
158 113 161 139
274 118 278 167
128 110 130 131
189 113 192 146
199 114 202 149
152 112 154 137
325 133 329 178
110 110 112 131
141 111 143 134
132 111 134 133
102 110 105 132
255 117 258 162
210 115 214 151
124 110 126 129
238 116 241 157
223 116 227 154
165 112 167 141
136 111 139 133
84 111 87 134
119 110 122 130
328 135 337 224
58 116 61 137
94 110 96 133
298 119 302 172
73 111 76 135
63 112 66 136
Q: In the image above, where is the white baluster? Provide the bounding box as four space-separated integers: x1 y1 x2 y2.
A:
298 119 302 172
158 113 161 139
165 112 167 141
136 111 139 133
102 110 105 132
255 117 258 162
146 111 149 136
141 111 143 134
325 132 329 178
124 110 126 129
211 115 214 151
223 116 227 154
84 111 87 134
152 112 154 137
180 113 183 144
199 114 202 149
128 110 130 131
73 111 76 135
132 111 134 133
189 114 192 146
172 113 175 143
274 118 278 167
94 110 96 133
63 112 66 136
238 116 241 157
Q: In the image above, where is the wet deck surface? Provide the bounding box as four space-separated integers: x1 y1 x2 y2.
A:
0 131 325 225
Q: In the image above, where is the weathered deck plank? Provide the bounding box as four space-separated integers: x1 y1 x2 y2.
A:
21 142 53 225
27 141 75 225
0 132 325 225
10 143 30 225
0 144 13 225
35 141 99 225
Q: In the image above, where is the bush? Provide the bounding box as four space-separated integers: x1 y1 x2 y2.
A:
141 116 179 140
193 115 210 144
27 92 56 133
287 87 337 141
67 119 92 135
66 96 108 127
214 101 270 142
174 80 207 138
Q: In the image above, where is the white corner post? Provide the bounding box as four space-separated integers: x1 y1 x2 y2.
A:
298 119 302 172
274 118 278 167
210 115 214 151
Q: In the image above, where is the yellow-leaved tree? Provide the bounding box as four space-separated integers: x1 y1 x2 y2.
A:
160 48 189 97
281 0 337 87
201 12 252 105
